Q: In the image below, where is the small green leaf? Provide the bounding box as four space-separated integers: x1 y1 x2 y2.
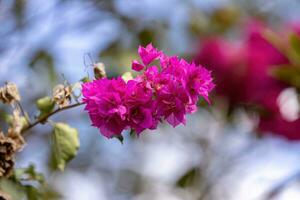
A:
129 129 136 138
12 165 45 184
114 135 124 144
80 76 90 83
270 65 300 89
290 33 300 58
36 97 55 113
138 29 156 46
36 97 55 122
176 168 198 188
51 123 80 171
0 179 27 200
3 114 28 128
25 185 40 200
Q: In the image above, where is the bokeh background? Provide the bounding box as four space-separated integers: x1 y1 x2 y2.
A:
1 0 300 199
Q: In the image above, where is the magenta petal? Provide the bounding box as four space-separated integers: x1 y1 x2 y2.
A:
166 113 181 127
139 108 154 128
132 60 145 71
138 44 161 65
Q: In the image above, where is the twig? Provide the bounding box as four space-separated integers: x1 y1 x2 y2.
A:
16 101 31 125
264 170 300 200
21 102 84 135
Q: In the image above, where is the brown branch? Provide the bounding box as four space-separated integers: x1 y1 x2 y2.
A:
21 102 84 135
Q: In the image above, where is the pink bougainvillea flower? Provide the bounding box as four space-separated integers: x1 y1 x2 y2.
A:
82 43 214 139
138 43 161 65
125 80 158 134
156 80 190 127
186 62 215 104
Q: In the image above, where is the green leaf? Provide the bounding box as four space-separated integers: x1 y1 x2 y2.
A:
3 114 28 128
36 97 55 122
270 65 300 89
36 97 55 120
129 129 136 138
10 165 61 200
80 76 90 83
138 29 156 46
113 135 124 144
12 165 45 184
0 179 27 200
290 33 300 62
24 184 61 200
176 168 198 188
25 185 40 200
51 123 80 171
36 97 55 113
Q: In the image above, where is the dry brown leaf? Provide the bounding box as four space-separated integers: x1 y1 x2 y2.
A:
0 190 12 200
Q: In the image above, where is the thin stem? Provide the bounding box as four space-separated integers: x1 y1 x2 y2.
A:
21 102 84 135
16 101 31 125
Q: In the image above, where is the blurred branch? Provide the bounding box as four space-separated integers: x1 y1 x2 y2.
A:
197 140 257 200
264 170 300 200
21 102 84 135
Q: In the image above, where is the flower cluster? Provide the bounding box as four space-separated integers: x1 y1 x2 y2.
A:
82 44 214 138
195 20 300 140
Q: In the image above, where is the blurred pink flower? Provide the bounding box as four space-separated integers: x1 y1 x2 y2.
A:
260 114 300 140
195 20 300 140
195 37 246 104
243 21 289 108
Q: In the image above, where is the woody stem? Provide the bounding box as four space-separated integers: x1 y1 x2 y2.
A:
21 102 84 135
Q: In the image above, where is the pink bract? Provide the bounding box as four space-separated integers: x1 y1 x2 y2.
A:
138 43 161 65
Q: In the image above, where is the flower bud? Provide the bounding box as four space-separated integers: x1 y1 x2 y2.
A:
0 132 16 177
36 96 55 113
93 63 106 79
53 84 72 108
121 72 133 83
0 82 20 104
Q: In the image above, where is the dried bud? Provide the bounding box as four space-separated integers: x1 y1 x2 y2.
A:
0 157 14 177
10 110 23 135
93 63 106 79
0 132 16 178
0 82 20 104
53 84 72 108
0 190 12 200
0 132 16 157
7 129 25 152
